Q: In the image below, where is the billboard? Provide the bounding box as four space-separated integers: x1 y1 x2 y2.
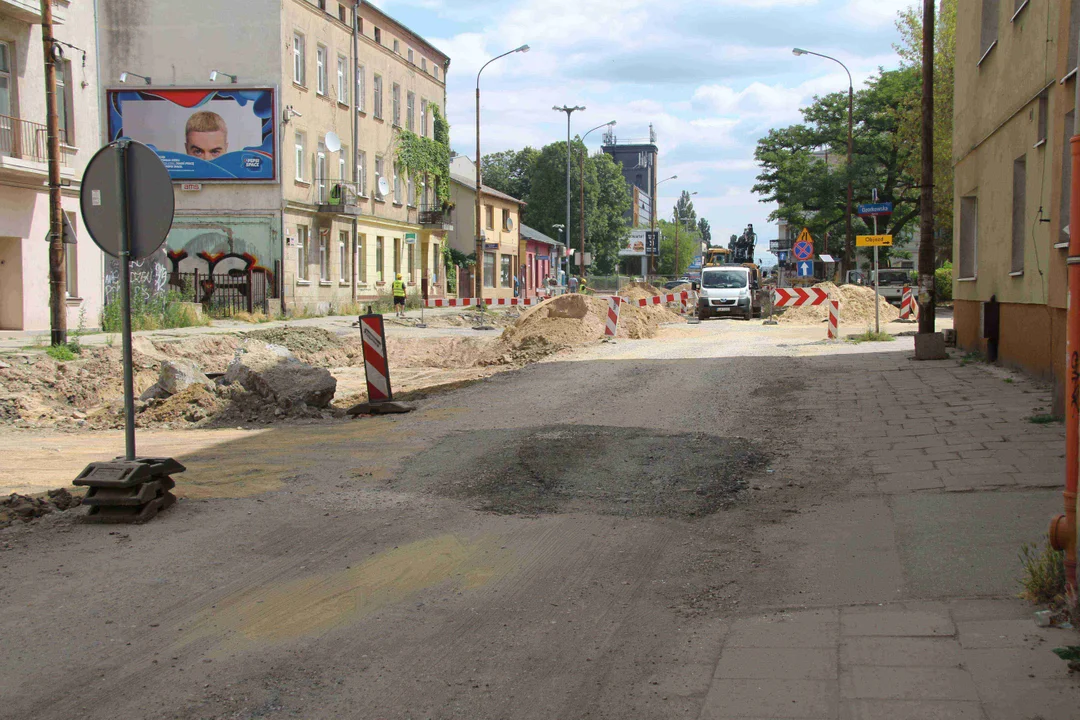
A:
106 88 276 181
619 229 649 257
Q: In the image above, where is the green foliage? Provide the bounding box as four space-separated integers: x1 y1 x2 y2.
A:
935 261 953 301
101 290 208 333
46 343 79 362
396 104 451 204
847 330 896 343
1019 538 1066 605
698 218 712 246
482 147 541 201
1028 414 1063 424
655 218 702 276
675 191 697 228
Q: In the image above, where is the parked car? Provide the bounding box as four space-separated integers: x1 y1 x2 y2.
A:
663 279 690 290
871 269 914 306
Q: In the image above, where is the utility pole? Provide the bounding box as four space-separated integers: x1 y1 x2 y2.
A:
42 0 66 345
917 0 935 333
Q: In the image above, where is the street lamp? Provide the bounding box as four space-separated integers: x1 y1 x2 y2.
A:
579 120 615 283
554 105 586 282
552 224 565 287
674 191 698 278
475 44 530 304
793 47 853 279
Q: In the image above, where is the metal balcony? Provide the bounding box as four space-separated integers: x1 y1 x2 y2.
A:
418 203 453 230
0 114 70 181
315 180 364 216
0 0 68 25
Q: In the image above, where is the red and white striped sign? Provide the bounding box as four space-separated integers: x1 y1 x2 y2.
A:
631 291 689 308
899 286 917 320
359 314 393 403
423 297 540 308
773 287 829 307
484 297 540 307
828 297 840 340
605 296 622 337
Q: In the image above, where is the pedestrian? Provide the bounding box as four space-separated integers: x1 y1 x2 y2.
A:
569 275 580 294
514 274 520 298
392 273 407 318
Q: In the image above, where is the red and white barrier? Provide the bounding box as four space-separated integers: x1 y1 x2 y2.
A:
631 291 689 308
899 286 917 320
423 297 540 308
359 314 393 403
828 297 840 340
605 296 622 337
774 287 829 307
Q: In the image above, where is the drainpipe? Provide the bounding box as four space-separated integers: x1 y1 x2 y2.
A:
351 5 359 303
1050 70 1080 596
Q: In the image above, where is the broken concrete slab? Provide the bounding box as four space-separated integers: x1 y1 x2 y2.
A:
222 341 337 409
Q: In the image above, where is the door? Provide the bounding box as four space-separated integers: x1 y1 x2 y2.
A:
0 237 23 329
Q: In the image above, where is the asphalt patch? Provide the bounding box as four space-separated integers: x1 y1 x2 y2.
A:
406 425 768 518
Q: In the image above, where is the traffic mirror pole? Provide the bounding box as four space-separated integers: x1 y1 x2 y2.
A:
873 214 880 334
116 140 136 460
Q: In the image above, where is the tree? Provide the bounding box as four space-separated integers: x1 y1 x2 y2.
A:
655 218 701 276
674 191 697 228
896 0 956 264
480 147 539 202
698 218 712 246
753 68 922 269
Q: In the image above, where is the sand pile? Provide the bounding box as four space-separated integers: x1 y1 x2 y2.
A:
778 282 900 326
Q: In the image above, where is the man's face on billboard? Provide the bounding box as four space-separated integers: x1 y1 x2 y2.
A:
186 130 228 160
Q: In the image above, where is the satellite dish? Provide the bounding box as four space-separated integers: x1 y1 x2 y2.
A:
324 131 342 153
505 216 515 231
377 175 390 197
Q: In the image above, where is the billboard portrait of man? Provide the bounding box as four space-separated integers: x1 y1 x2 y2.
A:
185 111 229 161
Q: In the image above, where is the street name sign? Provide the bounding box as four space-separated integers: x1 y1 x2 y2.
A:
856 234 893 247
857 202 893 217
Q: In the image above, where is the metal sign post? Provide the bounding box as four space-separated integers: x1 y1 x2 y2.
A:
856 199 895 335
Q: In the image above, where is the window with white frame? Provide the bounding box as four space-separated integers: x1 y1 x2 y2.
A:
421 58 427 74
357 150 367 194
336 55 348 104
358 233 366 282
407 174 415 206
406 92 415 132
316 139 327 202
434 65 439 81
293 33 305 85
54 59 74 142
320 229 330 281
376 236 384 281
375 155 384 197
294 132 305 181
0 42 11 117
373 74 383 119
394 162 402 203
316 45 328 95
1011 155 1026 274
407 48 414 64
64 211 78 297
393 39 400 54
339 230 349 282
392 83 401 126
298 225 310 281
958 196 978 280
356 66 365 112
420 99 428 137
339 145 348 185
374 27 381 44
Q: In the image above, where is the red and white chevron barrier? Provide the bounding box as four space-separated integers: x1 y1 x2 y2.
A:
828 297 840 340
605 296 622 337
359 314 393 403
899 286 917 320
773 287 829 307
424 297 540 308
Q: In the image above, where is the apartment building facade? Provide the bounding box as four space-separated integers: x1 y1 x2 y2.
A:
0 0 105 331
953 0 1071 403
96 0 450 315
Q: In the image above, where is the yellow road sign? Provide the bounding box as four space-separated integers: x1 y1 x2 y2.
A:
797 227 813 246
856 234 893 247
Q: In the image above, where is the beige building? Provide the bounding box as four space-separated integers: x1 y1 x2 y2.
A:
953 0 1072 403
96 0 450 316
0 0 105 331
446 157 524 300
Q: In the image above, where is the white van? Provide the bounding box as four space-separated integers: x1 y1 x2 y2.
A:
697 265 758 320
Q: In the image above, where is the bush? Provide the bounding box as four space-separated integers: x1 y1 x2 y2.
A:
101 290 208 333
1020 537 1066 605
935 261 953 302
46 343 79 362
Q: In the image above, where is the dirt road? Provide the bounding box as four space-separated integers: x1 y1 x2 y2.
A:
3 316 1068 719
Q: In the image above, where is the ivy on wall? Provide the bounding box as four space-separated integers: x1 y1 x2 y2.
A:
396 105 452 205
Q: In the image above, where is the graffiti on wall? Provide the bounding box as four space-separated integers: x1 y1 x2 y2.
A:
104 249 170 306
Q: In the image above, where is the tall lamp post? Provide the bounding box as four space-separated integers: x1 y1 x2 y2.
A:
653 175 677 275
554 105 586 278
673 191 698 278
580 120 615 284
475 44 529 303
552 224 565 288
793 47 853 279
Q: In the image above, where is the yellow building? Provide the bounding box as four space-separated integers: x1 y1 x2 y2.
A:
953 0 1073 405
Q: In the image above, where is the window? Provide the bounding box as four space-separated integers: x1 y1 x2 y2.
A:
373 74 382 119
407 174 415 206
393 161 402 202
375 155 384 196
339 230 349 283
355 13 362 33
407 48 414 64
501 255 512 288
1037 92 1048 146
316 45 328 95
317 0 326 10
420 99 428 136
406 92 415 131
374 27 381 45
356 66 365 112
293 33 305 85
376 236 384 281
394 237 401 273
56 59 74 142
338 3 347 23
979 0 999 63
294 132 305 181
1064 111 1075 244
64 211 77 297
298 225 310 281
0 43 10 117
434 65 439 81
502 208 511 231
337 55 348 104
339 144 348 184
958 196 978 280
357 150 366 194
421 58 427 74
319 229 330 281
485 205 494 230
407 241 415 278
392 83 401 126
1011 155 1026 274
393 39 400 55
316 139 327 202
484 252 496 288
358 233 366 281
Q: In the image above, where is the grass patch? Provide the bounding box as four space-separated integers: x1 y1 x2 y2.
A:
102 290 209 333
232 311 274 324
1028 414 1063 424
847 330 895 344
45 343 79 362
1019 537 1067 605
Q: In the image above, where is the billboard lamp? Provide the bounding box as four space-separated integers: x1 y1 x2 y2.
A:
118 71 151 85
210 70 238 84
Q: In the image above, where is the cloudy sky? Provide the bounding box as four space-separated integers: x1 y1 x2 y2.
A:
371 0 915 262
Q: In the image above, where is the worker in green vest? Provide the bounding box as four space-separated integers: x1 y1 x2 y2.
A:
392 273 407 318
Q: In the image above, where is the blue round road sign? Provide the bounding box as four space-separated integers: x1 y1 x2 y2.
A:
793 240 813 261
